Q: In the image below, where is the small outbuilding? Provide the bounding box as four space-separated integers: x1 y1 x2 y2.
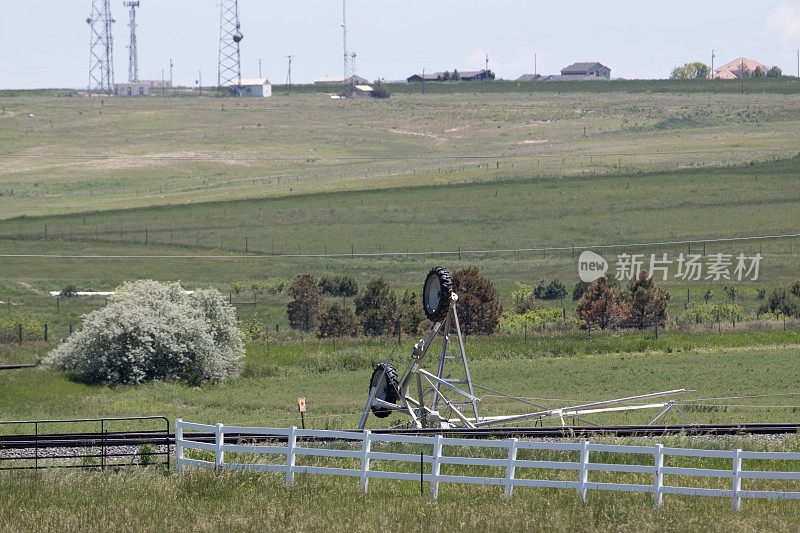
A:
353 84 374 97
229 78 272 97
114 80 171 96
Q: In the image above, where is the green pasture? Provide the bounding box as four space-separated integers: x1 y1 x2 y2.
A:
2 332 799 428
1 90 800 219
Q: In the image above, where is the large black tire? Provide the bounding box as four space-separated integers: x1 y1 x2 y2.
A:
423 266 453 322
369 362 400 418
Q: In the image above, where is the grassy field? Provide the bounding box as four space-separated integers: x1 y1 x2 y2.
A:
2 331 799 429
2 88 799 332
2 452 800 533
2 332 800 531
2 90 800 219
2 81 800 531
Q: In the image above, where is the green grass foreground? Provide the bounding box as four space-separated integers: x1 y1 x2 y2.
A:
1 450 799 533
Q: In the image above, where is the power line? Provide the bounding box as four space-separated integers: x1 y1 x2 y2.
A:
1 232 797 260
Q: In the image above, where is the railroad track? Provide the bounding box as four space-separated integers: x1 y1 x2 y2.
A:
1 423 798 450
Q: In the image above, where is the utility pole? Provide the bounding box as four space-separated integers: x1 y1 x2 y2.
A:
534 53 537 77
422 67 425 94
484 53 489 93
711 49 715 79
169 58 174 87
197 70 202 95
797 49 799 78
741 58 744 94
258 58 262 78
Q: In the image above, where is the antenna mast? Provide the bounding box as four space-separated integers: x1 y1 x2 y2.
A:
86 0 115 94
123 1 139 82
342 0 349 97
218 0 243 91
286 55 294 87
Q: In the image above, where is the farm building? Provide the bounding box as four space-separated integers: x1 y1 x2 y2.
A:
314 74 369 85
353 84 374 97
406 69 492 82
229 78 272 97
560 62 611 79
713 57 770 79
114 80 171 96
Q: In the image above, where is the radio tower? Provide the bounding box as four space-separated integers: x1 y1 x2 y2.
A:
285 55 294 87
218 0 243 91
86 0 115 94
123 1 139 82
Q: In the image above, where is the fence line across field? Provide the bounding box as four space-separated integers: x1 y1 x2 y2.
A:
175 420 800 509
1 232 798 260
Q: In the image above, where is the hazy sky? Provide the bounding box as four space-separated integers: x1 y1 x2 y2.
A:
2 1 800 89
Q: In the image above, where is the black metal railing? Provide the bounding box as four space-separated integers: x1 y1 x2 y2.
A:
0 416 170 471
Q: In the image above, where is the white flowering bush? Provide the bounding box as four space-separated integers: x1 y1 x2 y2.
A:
45 280 244 385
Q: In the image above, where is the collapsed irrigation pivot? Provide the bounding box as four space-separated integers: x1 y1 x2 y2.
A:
360 267 691 430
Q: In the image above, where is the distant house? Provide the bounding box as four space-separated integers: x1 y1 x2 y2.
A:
314 74 369 85
114 80 171 96
713 57 770 79
406 72 441 83
560 62 611 79
229 78 272 97
406 69 492 82
516 73 541 82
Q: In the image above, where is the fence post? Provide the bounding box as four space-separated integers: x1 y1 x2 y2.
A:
653 444 663 507
360 430 371 494
430 434 443 501
214 423 225 470
732 448 742 511
286 426 297 486
175 419 184 475
504 438 518 500
578 440 590 502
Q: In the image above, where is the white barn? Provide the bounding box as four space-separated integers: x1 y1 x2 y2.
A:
229 78 272 97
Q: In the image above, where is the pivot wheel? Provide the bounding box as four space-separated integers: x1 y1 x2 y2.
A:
423 266 453 322
369 363 400 418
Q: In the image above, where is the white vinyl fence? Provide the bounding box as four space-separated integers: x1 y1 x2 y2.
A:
175 420 800 509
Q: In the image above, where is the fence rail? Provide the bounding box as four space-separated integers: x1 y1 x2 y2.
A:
175 420 800 509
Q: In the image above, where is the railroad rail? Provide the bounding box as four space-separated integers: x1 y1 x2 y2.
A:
1 423 798 450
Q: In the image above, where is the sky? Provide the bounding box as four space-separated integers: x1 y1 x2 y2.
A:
1 1 800 89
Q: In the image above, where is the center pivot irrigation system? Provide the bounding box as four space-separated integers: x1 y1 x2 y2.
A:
359 267 691 430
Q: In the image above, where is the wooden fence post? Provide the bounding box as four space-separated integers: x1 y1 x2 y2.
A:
214 423 225 470
360 431 371 494
286 426 297 486
430 434 443 500
504 438 518 500
578 440 590 502
175 419 184 475
653 444 663 507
